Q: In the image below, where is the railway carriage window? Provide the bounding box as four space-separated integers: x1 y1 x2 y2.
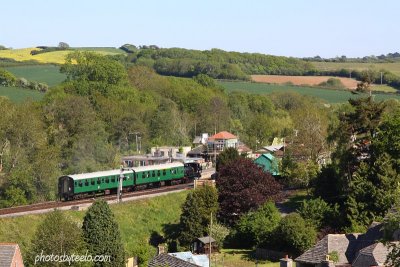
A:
79 182 83 187
74 182 77 186
97 179 101 185
142 173 145 179
157 170 160 176
91 180 95 185
111 178 115 183
148 172 151 178
85 180 89 186
163 170 166 176
123 177 127 181
152 171 155 177
105 178 109 183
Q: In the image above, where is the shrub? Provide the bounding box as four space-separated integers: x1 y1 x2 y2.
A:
318 78 345 89
0 68 17 86
271 213 317 256
297 198 340 229
235 201 281 248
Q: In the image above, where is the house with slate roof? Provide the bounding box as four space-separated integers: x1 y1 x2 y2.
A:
149 254 199 267
0 243 24 267
294 222 396 267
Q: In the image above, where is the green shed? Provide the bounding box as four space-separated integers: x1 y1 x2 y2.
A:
254 153 280 176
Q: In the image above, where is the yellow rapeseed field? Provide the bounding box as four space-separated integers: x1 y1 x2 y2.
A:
0 47 121 64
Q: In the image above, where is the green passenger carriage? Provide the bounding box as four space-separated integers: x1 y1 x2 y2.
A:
58 162 186 201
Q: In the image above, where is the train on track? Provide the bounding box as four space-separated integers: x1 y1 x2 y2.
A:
58 162 201 201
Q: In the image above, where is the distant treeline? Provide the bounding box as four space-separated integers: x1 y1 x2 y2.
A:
119 45 400 89
315 68 400 89
303 52 400 63
121 45 316 80
30 42 70 55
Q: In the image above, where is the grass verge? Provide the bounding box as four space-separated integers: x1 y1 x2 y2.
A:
0 191 189 258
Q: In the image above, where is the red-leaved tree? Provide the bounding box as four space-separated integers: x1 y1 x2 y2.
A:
216 158 282 224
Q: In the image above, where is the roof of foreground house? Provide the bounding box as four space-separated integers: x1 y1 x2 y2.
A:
0 243 20 267
352 242 393 267
295 234 360 265
168 252 209 267
295 222 386 266
149 254 199 267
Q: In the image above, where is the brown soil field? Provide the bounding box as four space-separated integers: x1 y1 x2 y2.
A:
251 75 358 89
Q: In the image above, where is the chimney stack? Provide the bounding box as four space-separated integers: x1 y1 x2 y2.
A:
280 255 292 267
157 245 165 255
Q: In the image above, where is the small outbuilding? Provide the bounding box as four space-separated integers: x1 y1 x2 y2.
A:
192 236 218 254
254 153 280 176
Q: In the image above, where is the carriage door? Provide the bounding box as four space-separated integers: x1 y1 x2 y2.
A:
63 178 70 194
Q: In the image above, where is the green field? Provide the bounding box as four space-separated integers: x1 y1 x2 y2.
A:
219 81 400 103
0 191 188 259
0 86 44 102
5 65 66 87
312 61 400 76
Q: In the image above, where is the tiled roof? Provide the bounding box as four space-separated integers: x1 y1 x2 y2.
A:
295 234 359 264
168 252 209 267
352 242 391 267
197 236 216 244
210 131 237 140
0 243 18 267
295 222 385 265
149 254 199 267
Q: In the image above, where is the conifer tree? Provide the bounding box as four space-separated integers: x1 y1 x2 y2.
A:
82 200 125 266
178 185 219 247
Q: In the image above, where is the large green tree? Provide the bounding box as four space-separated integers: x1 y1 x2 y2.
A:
216 147 240 172
271 213 317 257
178 185 219 247
28 210 85 266
82 200 125 267
235 201 281 247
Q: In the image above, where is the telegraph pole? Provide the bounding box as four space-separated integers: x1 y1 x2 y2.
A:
209 211 212 267
129 132 141 153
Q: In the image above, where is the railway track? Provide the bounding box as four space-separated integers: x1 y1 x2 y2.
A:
0 182 193 217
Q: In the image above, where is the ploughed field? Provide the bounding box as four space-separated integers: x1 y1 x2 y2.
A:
251 75 358 89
